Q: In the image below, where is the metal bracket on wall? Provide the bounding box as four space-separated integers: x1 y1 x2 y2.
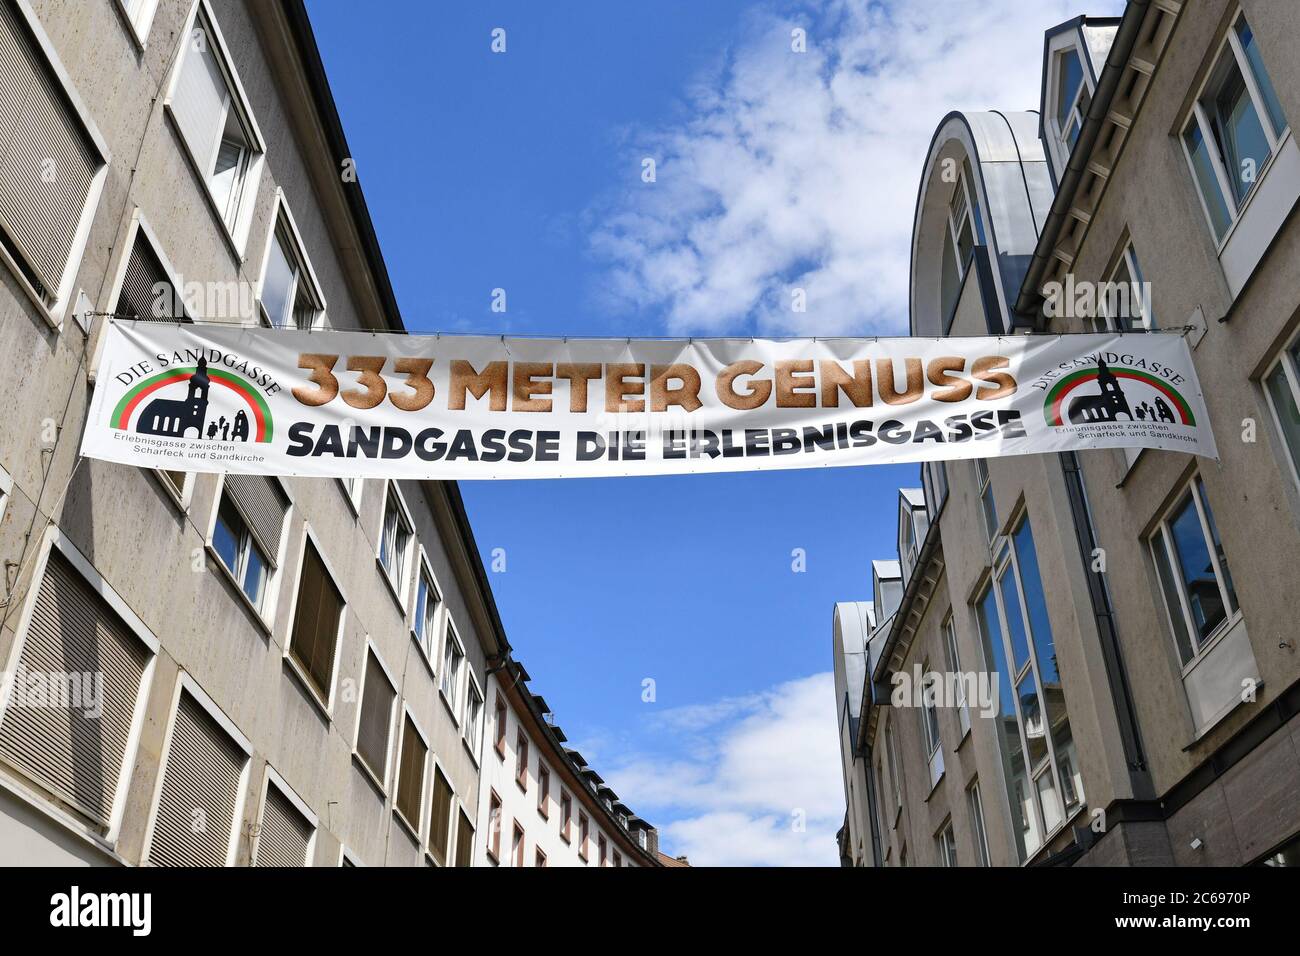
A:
1185 304 1208 349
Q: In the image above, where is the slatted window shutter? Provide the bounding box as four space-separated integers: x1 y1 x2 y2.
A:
289 540 343 700
255 784 313 866
147 690 246 866
0 2 100 301
223 475 286 559
428 766 453 864
455 811 474 867
116 233 185 321
355 651 394 781
0 550 151 826
394 714 425 827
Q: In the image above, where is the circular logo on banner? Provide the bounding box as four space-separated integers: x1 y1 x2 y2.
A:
1043 357 1195 428
111 357 274 444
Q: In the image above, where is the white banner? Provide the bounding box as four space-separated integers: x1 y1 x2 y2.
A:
81 321 1216 480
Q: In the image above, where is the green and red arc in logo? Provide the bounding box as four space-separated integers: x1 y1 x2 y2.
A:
111 366 274 442
1044 366 1195 427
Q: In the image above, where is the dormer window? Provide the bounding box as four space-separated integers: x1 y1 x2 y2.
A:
1054 47 1089 155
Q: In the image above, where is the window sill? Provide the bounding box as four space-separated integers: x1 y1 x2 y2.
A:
110 0 150 51
0 240 62 331
151 470 191 514
282 652 332 723
515 777 528 795
560 831 571 845
205 543 273 638
495 741 506 761
336 477 361 516
1183 679 1262 751
350 751 388 799
954 722 972 751
486 847 500 866
0 769 130 865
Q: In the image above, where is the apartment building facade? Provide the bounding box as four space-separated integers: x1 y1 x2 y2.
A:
836 0 1300 867
475 659 660 867
0 0 634 868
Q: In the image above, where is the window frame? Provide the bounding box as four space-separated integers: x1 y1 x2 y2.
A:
392 705 430 840
936 818 958 867
425 760 455 866
462 671 484 763
254 189 327 330
0 528 159 848
410 547 443 665
1261 334 1300 496
1046 42 1093 172
252 765 317 867
439 615 465 718
1148 475 1242 671
0 0 111 327
515 728 529 792
942 613 971 739
967 779 992 866
140 672 253 867
376 481 415 609
207 482 278 620
537 761 551 818
560 790 573 843
114 0 162 48
974 458 998 544
1179 8 1291 249
486 789 503 863
351 640 398 793
494 692 507 759
162 0 266 256
578 811 590 861
1097 238 1155 332
511 819 525 868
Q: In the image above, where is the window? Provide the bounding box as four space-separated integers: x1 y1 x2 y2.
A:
379 487 412 595
919 661 944 788
0 1 108 317
515 730 529 791
1052 46 1091 160
413 566 440 658
463 679 484 757
441 621 464 711
487 790 502 862
288 538 344 705
1181 11 1289 243
354 648 396 786
968 779 992 866
939 158 987 322
535 847 547 868
494 693 507 758
117 0 161 45
578 812 590 861
0 542 156 832
211 476 285 614
167 0 263 243
936 820 957 867
394 713 427 833
254 773 315 866
884 720 902 819
427 766 453 865
1264 336 1300 491
922 461 949 518
512 821 525 867
614 850 623 868
258 200 324 329
943 616 970 736
599 834 608 867
538 762 550 818
1149 476 1240 666
455 810 474 867
976 514 1083 862
146 684 250 866
560 791 573 842
113 222 188 322
1098 241 1154 331
974 458 997 542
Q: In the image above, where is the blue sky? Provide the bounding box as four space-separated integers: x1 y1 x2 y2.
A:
306 0 1118 865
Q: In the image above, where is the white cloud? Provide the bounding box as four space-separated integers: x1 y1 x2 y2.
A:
601 672 845 866
591 0 1122 336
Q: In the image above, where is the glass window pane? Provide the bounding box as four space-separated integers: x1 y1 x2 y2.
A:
1152 529 1195 666
1056 48 1083 131
940 224 960 319
1208 58 1272 206
213 501 240 577
997 566 1031 673
1034 766 1063 834
1183 122 1234 239
242 539 267 609
1235 17 1287 140
1012 520 1058 686
1168 492 1228 644
1265 359 1300 483
1017 673 1048 769
1195 477 1238 613
261 232 296 329
962 159 986 244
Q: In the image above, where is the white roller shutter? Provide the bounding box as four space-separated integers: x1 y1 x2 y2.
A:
255 783 313 866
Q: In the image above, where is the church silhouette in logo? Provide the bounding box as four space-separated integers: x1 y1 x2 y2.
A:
135 357 250 442
1067 357 1134 424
